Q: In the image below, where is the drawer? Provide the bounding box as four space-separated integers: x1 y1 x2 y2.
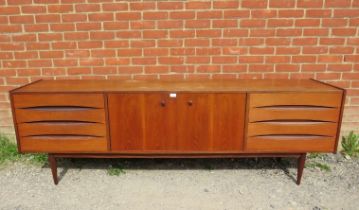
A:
247 121 338 137
13 94 104 108
246 92 343 152
249 92 342 108
15 108 105 123
13 93 108 153
20 136 107 153
17 122 107 136
247 136 336 152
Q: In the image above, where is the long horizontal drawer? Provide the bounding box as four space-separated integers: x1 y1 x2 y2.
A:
20 136 107 153
13 94 104 108
249 93 342 108
18 122 107 136
15 108 106 123
249 107 340 122
247 121 338 137
247 136 336 152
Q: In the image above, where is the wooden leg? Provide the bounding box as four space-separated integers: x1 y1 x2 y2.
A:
48 154 58 185
296 153 306 185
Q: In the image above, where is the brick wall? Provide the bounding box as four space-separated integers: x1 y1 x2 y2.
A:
0 0 358 138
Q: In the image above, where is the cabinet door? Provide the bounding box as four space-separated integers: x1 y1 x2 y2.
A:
212 94 245 152
176 94 211 151
144 93 177 150
108 93 145 151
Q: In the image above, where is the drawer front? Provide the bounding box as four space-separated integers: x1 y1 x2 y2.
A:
246 92 343 152
13 94 108 153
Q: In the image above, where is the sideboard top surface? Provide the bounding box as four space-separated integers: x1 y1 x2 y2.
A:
12 79 341 93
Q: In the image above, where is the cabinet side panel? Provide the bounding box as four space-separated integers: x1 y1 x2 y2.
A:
212 94 246 151
108 94 145 151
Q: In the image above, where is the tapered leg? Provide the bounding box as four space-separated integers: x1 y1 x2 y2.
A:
296 153 306 185
48 154 58 185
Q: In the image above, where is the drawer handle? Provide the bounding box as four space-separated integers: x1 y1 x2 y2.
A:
187 100 193 106
160 100 166 107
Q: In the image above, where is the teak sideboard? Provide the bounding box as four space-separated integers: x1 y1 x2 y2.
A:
9 79 345 185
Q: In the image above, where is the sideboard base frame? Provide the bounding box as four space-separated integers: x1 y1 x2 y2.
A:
48 153 307 185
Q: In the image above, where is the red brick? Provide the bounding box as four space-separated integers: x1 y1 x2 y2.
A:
250 29 275 37
159 57 184 65
53 59 77 67
14 51 38 59
48 5 73 12
242 0 267 8
117 31 141 39
239 38 264 46
75 4 100 12
143 31 168 39
240 19 265 27
79 58 104 66
223 29 248 37
214 1 239 8
78 41 103 49
223 10 250 18
306 9 332 17
318 55 343 63
26 42 49 50
144 48 169 56
90 32 114 40
223 65 247 73
213 39 237 46
62 14 86 22
238 56 264 63
320 38 345 45
170 11 195 19
93 67 117 75
91 49 116 57
325 0 351 7
130 40 154 48
251 10 277 18
28 60 52 67
171 48 195 56
197 48 221 55
89 13 114 21
297 0 323 8
276 64 299 72
330 47 354 54
36 14 60 23
249 64 274 72
105 40 129 48
185 39 209 47
292 56 316 63
68 68 91 75
132 58 156 65
77 23 102 31
277 29 302 36
12 34 36 42
1 25 22 33
196 30 221 38
213 20 238 28
295 19 320 27
102 3 128 11
197 65 221 73
50 24 75 31
345 55 359 62
130 2 155 10
268 19 293 27
158 2 183 10
105 58 130 66
0 6 20 14
302 64 326 72
316 73 341 80
278 10 304 17
170 30 195 38
332 28 357 36
24 24 48 32
334 9 359 17
302 47 328 54
116 12 141 20
277 47 301 54
10 15 34 24
303 29 329 36
143 12 168 20
3 60 26 68
293 38 318 45
158 20 183 29
269 0 295 8
266 56 290 63
186 20 210 28
21 5 46 14
186 1 211 9
40 51 63 58
145 66 169 74
131 21 155 29
17 69 41 76
118 49 142 56
322 19 347 27
250 47 274 55
328 64 352 72
186 56 210 64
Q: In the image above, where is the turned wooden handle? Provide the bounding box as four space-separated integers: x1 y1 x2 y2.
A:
160 100 166 107
187 100 193 106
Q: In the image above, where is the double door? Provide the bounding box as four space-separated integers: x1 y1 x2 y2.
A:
108 93 246 153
